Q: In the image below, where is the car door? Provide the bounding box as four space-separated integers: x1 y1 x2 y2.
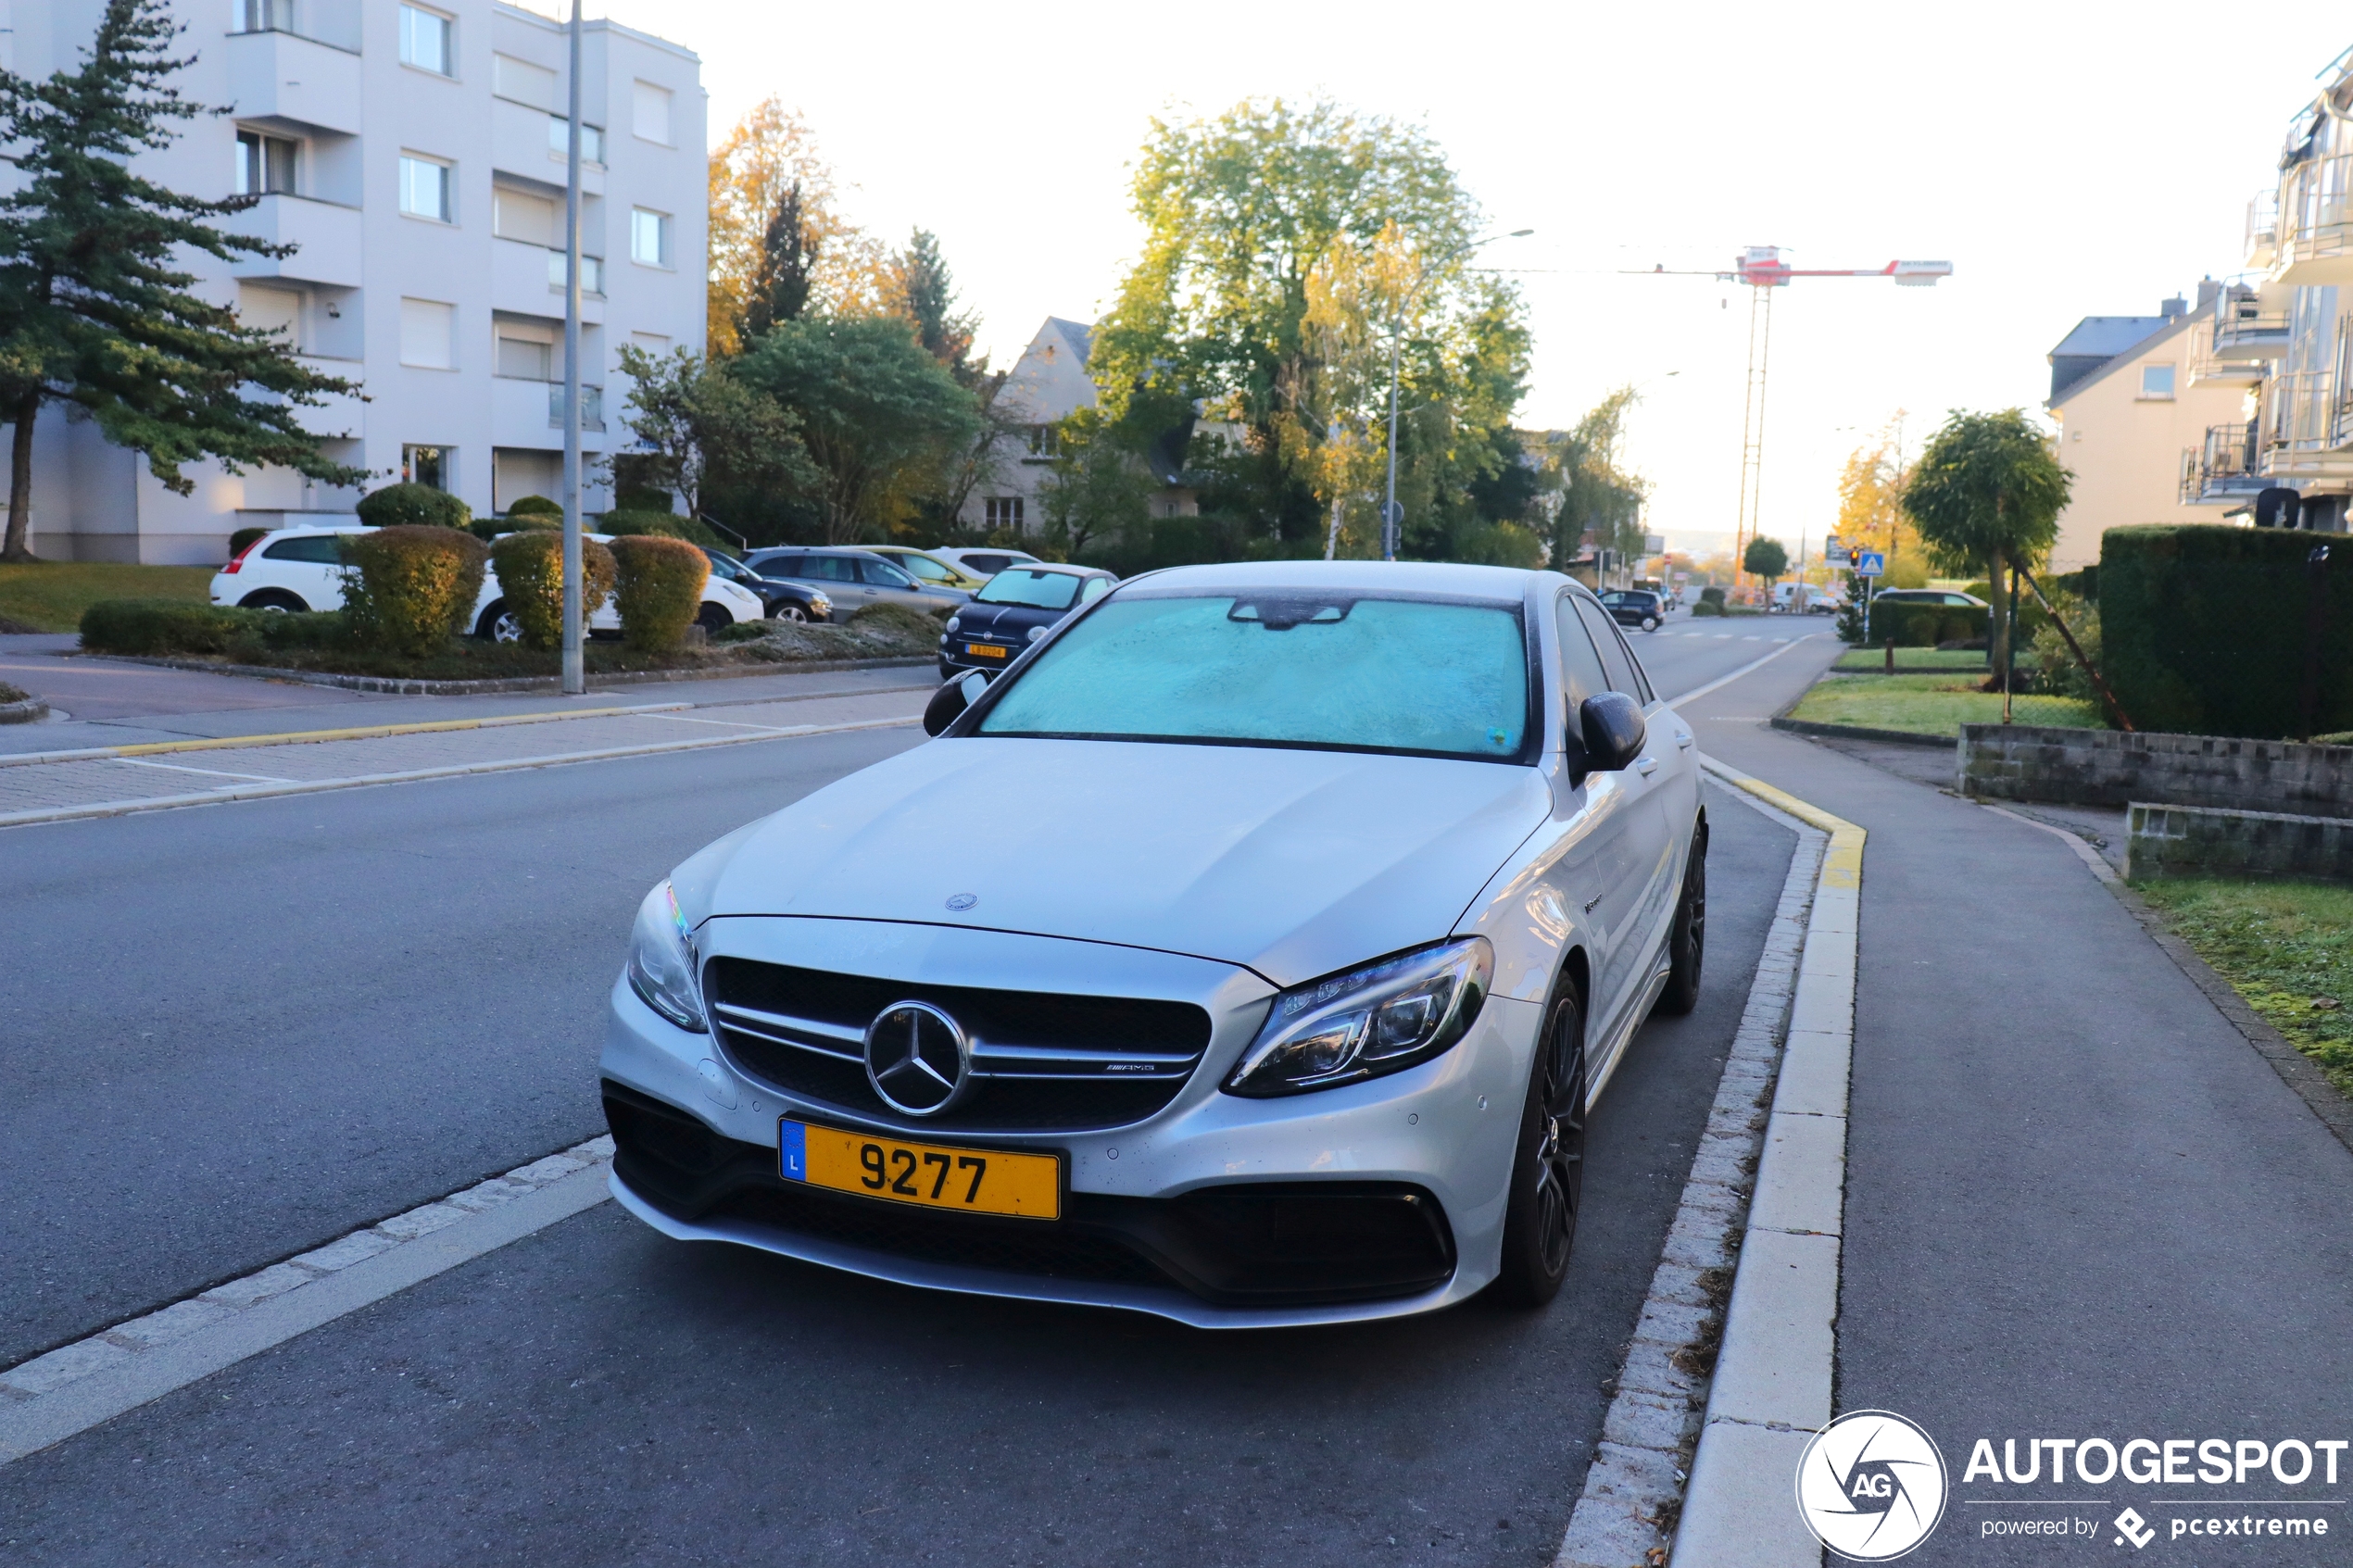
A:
254 532 350 610
857 554 958 612
799 553 869 609
1571 595 1680 1034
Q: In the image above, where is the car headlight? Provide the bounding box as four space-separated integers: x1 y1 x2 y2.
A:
1224 937 1491 1097
811 591 832 614
626 881 707 1032
946 615 963 633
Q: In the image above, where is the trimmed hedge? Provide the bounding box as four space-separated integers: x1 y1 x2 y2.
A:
600 508 732 552
1698 586 1726 606
613 485 677 515
80 599 346 657
610 534 710 650
1861 600 1989 648
341 525 489 656
1690 599 1724 618
228 526 270 560
489 530 615 648
507 495 562 519
2102 524 2353 738
356 483 472 531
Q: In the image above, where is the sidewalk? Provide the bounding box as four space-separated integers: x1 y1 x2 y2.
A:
1683 657 2353 1562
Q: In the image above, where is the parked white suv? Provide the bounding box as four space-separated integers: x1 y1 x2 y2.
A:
210 523 766 638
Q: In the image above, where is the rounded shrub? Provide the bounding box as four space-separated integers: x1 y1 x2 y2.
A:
610 535 711 651
507 495 562 519
600 509 732 551
340 525 490 656
228 526 271 561
1698 585 1727 607
356 483 472 532
488 530 615 648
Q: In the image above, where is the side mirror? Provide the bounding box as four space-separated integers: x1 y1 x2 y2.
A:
923 669 991 736
1574 692 1647 779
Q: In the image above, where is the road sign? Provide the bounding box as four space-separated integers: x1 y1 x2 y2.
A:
1856 551 1885 578
1823 535 1843 559
1380 500 1405 527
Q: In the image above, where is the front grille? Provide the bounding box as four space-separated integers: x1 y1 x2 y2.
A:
705 957 1214 1133
712 1185 1167 1287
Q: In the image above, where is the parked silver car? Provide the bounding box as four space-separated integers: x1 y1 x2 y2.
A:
741 548 968 616
602 561 1705 1326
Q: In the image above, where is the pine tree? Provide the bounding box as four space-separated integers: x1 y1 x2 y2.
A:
0 0 360 560
895 228 982 387
744 182 815 342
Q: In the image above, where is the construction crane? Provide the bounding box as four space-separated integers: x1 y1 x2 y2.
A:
1633 246 1952 591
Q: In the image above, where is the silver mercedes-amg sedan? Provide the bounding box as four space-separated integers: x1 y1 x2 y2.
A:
601 560 1705 1327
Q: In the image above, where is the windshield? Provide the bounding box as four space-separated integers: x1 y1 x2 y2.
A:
976 569 1084 609
977 593 1530 761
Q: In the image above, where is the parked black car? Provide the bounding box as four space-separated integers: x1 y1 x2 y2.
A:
938 563 1118 677
701 548 832 622
1600 588 1666 632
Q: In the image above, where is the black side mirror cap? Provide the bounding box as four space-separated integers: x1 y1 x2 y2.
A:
1575 692 1647 778
923 669 992 736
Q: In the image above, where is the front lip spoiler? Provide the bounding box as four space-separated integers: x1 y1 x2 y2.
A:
609 1168 1466 1331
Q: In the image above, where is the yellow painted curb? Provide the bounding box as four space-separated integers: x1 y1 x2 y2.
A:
0 702 687 769
1700 757 1866 882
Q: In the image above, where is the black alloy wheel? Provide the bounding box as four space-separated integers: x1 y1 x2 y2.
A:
695 603 731 633
238 589 308 613
1658 824 1708 1016
1494 986 1587 1306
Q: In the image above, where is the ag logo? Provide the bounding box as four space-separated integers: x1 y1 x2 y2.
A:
1794 1410 1948 1560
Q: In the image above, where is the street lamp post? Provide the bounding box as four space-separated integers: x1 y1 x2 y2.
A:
1380 228 1532 561
559 0 585 696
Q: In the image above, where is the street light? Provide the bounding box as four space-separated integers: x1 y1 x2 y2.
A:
1380 228 1533 561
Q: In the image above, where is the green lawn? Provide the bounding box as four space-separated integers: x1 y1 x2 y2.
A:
0 561 214 633
1832 646 2031 673
1788 671 2102 736
2133 878 2353 1098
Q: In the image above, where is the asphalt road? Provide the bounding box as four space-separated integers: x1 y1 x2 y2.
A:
0 610 1828 1565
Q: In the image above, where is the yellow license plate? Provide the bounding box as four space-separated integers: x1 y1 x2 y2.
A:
964 642 1007 659
779 1120 1061 1221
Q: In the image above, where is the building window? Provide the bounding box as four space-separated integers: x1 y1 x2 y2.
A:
2140 363 2177 400
630 207 671 268
402 445 450 490
1024 424 1060 458
546 251 603 295
496 334 552 381
985 497 1026 531
234 131 297 196
398 297 456 369
632 80 673 144
399 4 453 75
233 0 293 33
547 117 605 164
398 154 452 222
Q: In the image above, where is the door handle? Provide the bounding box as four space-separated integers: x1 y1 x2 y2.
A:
1635 757 1659 776
1675 732 1694 748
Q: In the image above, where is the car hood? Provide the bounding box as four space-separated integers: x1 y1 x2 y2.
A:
689 737 1550 988
952 602 1063 637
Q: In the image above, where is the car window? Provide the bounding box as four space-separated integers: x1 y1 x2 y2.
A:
858 558 916 589
703 553 747 582
263 534 346 564
975 569 1083 610
800 555 858 583
1574 597 1653 704
897 554 953 582
1080 576 1111 603
1554 596 1612 713
979 593 1530 761
747 553 799 577
964 554 1012 575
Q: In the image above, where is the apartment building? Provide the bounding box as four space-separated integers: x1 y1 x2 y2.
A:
1 0 706 563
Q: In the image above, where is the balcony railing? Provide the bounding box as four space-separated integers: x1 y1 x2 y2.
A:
546 117 606 165
2277 154 2353 268
547 383 604 432
2180 421 2266 503
2248 188 2281 256
2213 309 2290 357
545 249 604 295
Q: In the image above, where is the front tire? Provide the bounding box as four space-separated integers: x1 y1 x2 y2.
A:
696 603 731 633
1640 614 1660 633
476 602 525 644
773 604 809 623
1657 824 1708 1016
238 589 308 613
1493 986 1587 1307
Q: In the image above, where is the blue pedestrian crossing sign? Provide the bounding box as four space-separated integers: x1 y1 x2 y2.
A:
1856 551 1886 578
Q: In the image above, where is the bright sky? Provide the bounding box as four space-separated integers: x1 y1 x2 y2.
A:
591 0 2347 558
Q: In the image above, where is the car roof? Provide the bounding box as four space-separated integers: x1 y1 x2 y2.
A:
1135 559 1548 598
987 561 1114 579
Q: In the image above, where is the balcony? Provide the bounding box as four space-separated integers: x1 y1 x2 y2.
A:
547 383 604 432
223 28 361 136
289 355 364 439
2270 155 2353 284
490 237 602 322
489 96 603 194
2180 422 2265 504
491 377 606 450
2251 370 2353 482
2246 189 2280 270
226 193 361 288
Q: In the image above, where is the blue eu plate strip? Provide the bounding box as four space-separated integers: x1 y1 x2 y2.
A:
777 1118 807 1182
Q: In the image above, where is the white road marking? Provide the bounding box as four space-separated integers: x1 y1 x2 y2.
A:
110 758 296 784
1661 635 1824 710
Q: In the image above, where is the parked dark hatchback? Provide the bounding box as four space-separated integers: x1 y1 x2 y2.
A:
1599 589 1666 632
702 549 832 622
937 563 1118 676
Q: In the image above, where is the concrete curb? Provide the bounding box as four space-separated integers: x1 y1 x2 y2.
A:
1554 781 1827 1568
0 1135 617 1466
65 650 931 696
0 696 49 725
1769 714 1956 751
1671 759 1865 1568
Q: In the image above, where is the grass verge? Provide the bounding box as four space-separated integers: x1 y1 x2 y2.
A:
1789 671 2100 736
0 562 213 633
1831 646 2033 673
2133 877 2353 1098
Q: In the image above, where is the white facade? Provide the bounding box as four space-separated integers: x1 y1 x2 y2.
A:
1 0 707 563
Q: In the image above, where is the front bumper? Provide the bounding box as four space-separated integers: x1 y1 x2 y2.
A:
598 918 1541 1327
937 636 1019 673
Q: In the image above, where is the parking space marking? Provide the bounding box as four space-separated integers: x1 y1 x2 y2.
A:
0 1137 617 1467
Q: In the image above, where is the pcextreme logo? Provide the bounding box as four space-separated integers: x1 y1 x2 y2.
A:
1796 1410 1951 1561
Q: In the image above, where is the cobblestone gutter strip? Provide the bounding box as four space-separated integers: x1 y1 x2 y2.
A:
0 699 695 768
1671 762 1864 1568
66 651 930 696
0 1136 616 1467
1554 780 1826 1568
1983 804 2353 1160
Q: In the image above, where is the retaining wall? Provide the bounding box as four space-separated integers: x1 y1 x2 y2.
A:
1958 724 2353 814
2125 802 2353 883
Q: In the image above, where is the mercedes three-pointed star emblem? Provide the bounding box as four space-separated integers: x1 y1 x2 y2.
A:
862 1000 971 1117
